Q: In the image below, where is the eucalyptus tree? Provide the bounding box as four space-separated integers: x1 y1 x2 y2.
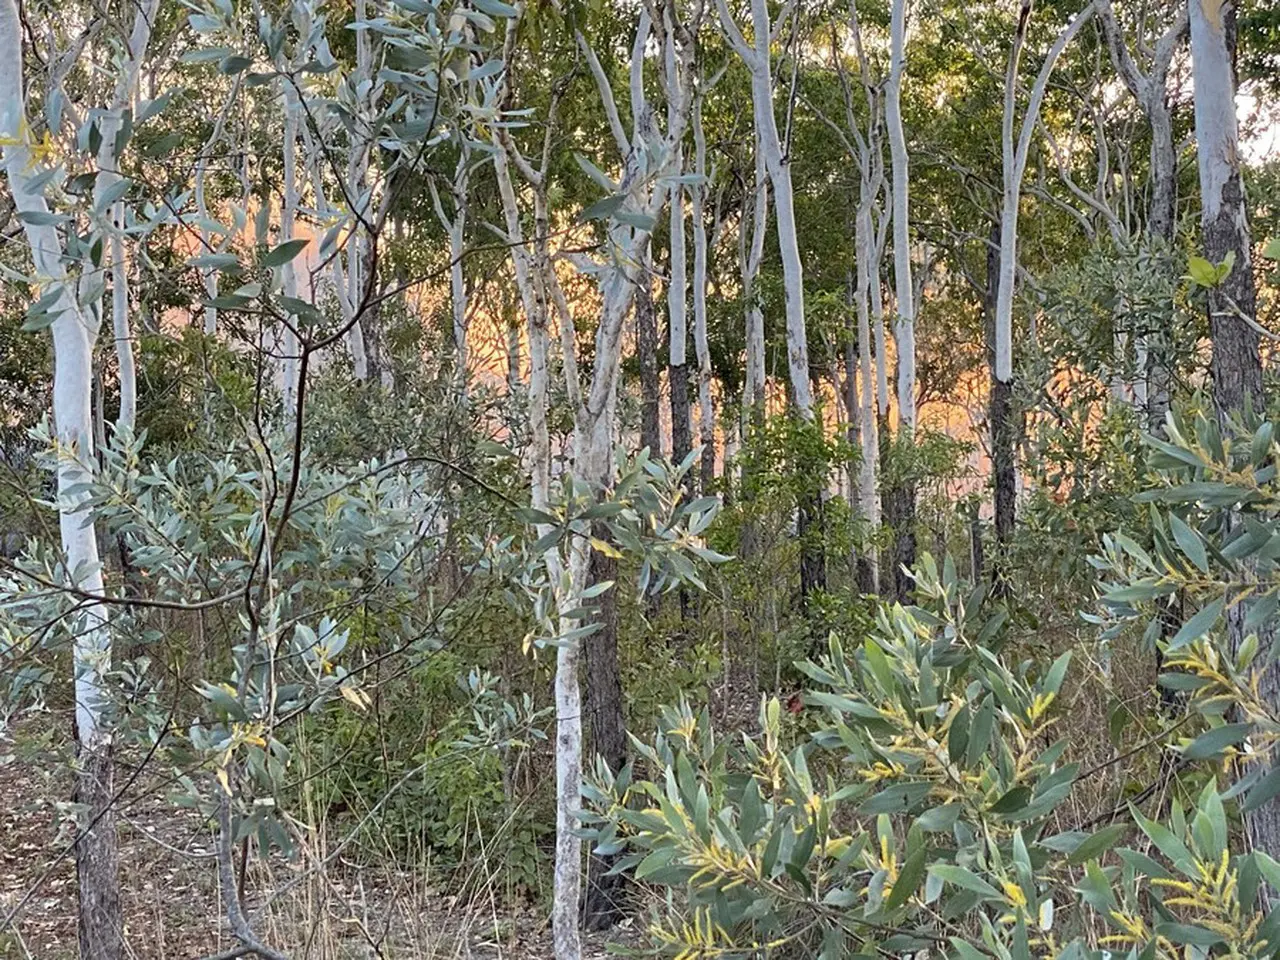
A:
0 0 172 952
1096 0 1186 430
717 0 812 419
990 0 1095 560
1189 0 1273 859
492 1 708 952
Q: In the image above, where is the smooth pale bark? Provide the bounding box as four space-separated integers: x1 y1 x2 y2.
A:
885 0 914 435
691 96 716 492
991 1 1095 555
742 144 768 420
994 1 1096 384
668 171 693 477
0 3 120 955
636 253 662 456
718 0 812 419
93 0 158 435
533 6 697 948
429 149 471 392
194 86 239 337
883 0 917 601
855 194 880 592
870 235 889 417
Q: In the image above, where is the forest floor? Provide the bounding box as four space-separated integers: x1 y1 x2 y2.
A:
0 718 636 959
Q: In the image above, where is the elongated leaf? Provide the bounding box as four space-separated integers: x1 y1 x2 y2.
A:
1182 722 1251 760
1169 515 1208 573
1168 597 1224 650
262 238 309 267
1066 823 1128 865
927 864 1000 900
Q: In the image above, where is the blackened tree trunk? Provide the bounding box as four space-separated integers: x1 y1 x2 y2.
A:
636 272 662 458
75 745 121 960
670 361 693 482
881 471 917 603
985 221 1016 595
582 527 627 929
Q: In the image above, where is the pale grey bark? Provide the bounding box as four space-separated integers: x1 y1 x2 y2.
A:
717 0 813 419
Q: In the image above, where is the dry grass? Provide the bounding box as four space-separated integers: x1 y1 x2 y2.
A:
0 717 634 960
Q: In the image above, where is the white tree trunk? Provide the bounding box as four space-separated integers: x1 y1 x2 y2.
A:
742 145 768 415
855 197 880 589
721 0 812 419
886 0 914 434
994 1 1095 385
92 0 158 435
691 97 715 484
0 5 120 952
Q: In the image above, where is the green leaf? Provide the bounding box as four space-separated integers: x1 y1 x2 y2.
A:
1169 515 1208 573
859 782 931 814
927 864 1001 900
16 210 68 226
1182 722 1251 761
989 786 1032 815
1167 597 1224 651
1243 765 1280 813
470 0 518 15
1187 255 1217 286
1129 803 1196 874
1155 923 1223 947
219 55 253 74
1066 823 1128 865
634 846 676 879
884 844 927 911
261 238 309 267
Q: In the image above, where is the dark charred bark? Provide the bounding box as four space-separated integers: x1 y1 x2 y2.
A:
983 221 1016 596
969 500 985 585
582 526 627 930
636 276 662 458
671 363 692 486
881 475 917 603
75 742 122 960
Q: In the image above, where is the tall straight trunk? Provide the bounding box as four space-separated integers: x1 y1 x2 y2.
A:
886 0 914 437
582 526 625 930
93 0 158 435
1190 0 1274 861
985 221 1015 591
884 0 916 601
855 205 881 594
720 0 812 419
991 1 1094 563
1191 0 1261 418
669 174 693 479
430 148 471 395
636 259 662 456
742 145 768 423
0 4 119 954
691 97 716 492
